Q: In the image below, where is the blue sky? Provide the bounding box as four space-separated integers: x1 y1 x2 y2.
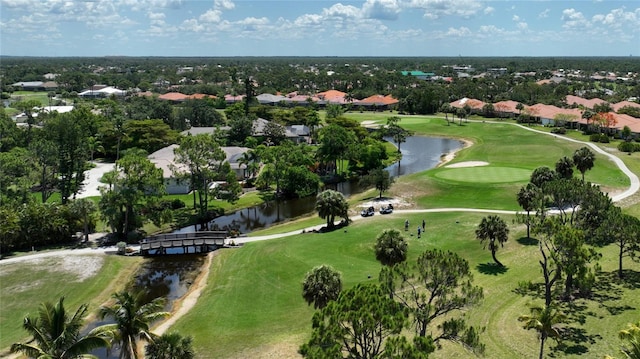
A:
1 0 638 57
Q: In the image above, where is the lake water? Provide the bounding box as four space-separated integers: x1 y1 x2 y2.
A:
173 135 463 235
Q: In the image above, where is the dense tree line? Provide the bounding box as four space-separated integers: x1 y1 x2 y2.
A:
2 57 638 112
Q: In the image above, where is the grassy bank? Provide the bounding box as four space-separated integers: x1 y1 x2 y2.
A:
0 254 142 351
169 118 639 358
4 113 638 358
173 211 640 358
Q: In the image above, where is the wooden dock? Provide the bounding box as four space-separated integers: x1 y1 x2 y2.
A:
140 231 227 256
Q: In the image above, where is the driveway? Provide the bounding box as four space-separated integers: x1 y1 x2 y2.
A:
76 162 115 198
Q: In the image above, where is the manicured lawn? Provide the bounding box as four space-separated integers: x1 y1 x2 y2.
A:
172 211 640 358
168 117 638 358
5 113 639 359
0 254 143 352
10 91 50 106
435 166 532 183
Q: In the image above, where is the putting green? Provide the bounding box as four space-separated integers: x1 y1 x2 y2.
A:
435 166 531 183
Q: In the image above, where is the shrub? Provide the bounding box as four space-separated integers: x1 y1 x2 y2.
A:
618 141 640 153
551 127 567 134
599 134 610 143
589 133 601 142
171 199 186 209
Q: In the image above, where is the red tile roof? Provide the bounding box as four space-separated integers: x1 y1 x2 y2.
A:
528 104 582 120
317 90 349 104
356 94 399 106
449 98 485 110
158 92 188 101
612 113 640 132
612 101 640 112
187 93 217 100
565 95 607 109
493 100 522 114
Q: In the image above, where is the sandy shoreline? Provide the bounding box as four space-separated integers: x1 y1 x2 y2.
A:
437 138 473 167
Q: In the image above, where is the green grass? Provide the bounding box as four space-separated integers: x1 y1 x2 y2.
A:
435 166 532 183
172 212 640 358
167 117 639 358
4 113 639 358
9 91 50 106
0 255 143 352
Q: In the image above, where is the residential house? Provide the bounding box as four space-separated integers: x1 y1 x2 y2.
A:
565 95 607 109
78 85 126 98
158 92 189 102
449 98 485 114
148 144 250 195
355 94 399 111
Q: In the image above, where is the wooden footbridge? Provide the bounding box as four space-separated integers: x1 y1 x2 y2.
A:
140 231 227 256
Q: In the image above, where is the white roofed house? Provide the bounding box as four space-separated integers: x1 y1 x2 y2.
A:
148 145 190 195
148 144 251 195
78 85 126 98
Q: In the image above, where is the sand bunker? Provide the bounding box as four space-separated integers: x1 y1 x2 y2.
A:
445 161 489 168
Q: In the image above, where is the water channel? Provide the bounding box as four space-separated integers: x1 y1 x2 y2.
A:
174 136 463 235
89 136 462 358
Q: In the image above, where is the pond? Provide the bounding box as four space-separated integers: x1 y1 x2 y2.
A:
86 135 462 358
86 255 206 358
173 135 463 235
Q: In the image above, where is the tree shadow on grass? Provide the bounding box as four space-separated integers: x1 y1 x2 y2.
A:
549 327 602 357
618 269 640 290
476 262 508 275
516 236 539 246
590 271 637 315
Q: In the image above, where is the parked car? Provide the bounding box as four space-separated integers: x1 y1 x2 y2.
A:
361 206 375 217
380 204 394 214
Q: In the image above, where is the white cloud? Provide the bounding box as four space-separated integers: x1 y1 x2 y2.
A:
517 22 528 30
512 15 520 22
293 14 324 27
561 8 590 29
404 0 483 19
446 26 471 37
200 9 222 23
214 0 234 11
322 3 362 19
148 12 165 20
484 6 494 15
538 8 550 18
363 0 401 20
180 18 204 32
592 7 639 28
118 0 184 11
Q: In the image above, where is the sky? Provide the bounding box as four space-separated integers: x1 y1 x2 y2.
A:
0 0 638 57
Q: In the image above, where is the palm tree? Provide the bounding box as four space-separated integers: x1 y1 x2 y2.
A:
99 291 169 359
145 332 195 359
572 147 595 182
618 321 640 359
11 297 110 359
374 229 408 266
475 215 510 267
555 156 574 180
517 183 541 239
439 103 452 125
518 305 566 359
87 136 104 161
69 198 97 243
302 265 342 309
315 189 349 229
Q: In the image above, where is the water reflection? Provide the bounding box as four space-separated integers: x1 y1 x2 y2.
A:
86 255 205 358
173 136 462 235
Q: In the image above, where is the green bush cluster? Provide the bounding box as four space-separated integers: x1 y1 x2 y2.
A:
590 133 610 143
550 127 567 134
618 141 640 153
